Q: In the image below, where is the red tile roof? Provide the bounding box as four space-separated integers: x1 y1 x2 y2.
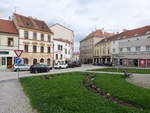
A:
0 19 18 34
96 25 150 45
80 29 114 42
54 38 72 44
13 13 53 34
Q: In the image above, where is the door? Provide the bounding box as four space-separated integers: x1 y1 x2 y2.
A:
7 57 12 69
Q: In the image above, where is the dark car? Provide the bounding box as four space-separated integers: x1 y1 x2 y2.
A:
104 62 113 66
68 61 81 68
30 63 50 73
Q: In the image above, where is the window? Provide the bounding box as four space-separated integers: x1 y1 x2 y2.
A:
146 46 150 51
8 38 14 47
48 35 51 42
113 49 116 53
108 49 110 54
48 47 51 53
61 45 63 50
147 36 150 39
2 57 6 65
23 58 29 64
24 45 28 52
127 47 130 52
33 46 37 53
136 46 141 52
113 41 115 44
60 54 63 59
41 34 44 41
65 49 67 54
41 46 44 53
24 31 28 39
40 58 44 63
47 59 51 66
56 54 58 60
33 32 37 40
120 48 123 52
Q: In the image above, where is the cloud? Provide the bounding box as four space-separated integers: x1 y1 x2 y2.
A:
1 0 150 52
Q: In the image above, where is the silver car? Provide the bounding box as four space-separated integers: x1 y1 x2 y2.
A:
12 64 30 72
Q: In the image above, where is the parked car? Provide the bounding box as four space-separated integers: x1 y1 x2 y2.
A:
68 61 82 68
104 62 113 66
54 62 68 69
12 64 30 72
30 63 50 73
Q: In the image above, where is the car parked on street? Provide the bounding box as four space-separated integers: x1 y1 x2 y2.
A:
68 61 82 68
12 64 30 72
30 63 50 73
54 62 68 69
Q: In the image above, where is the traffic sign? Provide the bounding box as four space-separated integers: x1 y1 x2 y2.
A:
15 58 22 64
14 50 23 57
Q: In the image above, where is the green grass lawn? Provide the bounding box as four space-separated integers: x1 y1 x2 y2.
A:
20 72 150 113
90 68 150 74
95 73 150 110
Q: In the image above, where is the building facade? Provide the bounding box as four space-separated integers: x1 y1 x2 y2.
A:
12 13 54 66
53 38 72 64
80 29 114 64
0 19 19 70
50 23 74 62
72 52 80 62
110 26 150 67
94 38 112 64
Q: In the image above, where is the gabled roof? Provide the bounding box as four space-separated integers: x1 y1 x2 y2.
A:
0 19 18 34
80 29 114 42
50 23 73 32
54 38 72 44
13 13 53 34
96 25 150 45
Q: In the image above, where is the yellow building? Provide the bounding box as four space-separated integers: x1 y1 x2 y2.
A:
12 13 54 66
94 38 112 64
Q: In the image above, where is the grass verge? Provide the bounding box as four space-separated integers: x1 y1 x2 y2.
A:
95 73 150 110
20 72 149 113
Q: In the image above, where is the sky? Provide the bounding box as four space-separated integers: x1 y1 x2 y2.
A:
1 0 150 52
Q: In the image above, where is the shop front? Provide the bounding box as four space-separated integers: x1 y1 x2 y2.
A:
0 50 16 70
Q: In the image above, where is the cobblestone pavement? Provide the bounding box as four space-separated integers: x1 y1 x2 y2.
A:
127 74 150 89
0 79 37 113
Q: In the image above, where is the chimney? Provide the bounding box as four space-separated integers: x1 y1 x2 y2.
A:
101 28 104 34
8 16 11 20
123 29 127 32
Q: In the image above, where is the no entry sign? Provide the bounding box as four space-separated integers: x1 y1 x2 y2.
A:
14 50 23 57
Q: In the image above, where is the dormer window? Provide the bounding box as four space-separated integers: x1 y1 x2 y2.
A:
25 22 30 26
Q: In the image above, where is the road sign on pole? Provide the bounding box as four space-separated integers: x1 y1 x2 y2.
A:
14 50 23 79
14 50 23 57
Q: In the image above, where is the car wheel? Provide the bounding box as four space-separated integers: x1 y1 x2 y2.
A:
59 66 61 69
35 70 38 74
16 68 20 72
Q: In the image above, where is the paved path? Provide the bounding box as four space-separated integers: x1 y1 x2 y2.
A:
0 79 37 113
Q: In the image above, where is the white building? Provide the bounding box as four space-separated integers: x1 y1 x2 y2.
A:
50 24 74 63
53 38 72 64
0 19 19 70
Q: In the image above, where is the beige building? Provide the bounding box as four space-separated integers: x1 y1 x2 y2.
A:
12 13 54 66
80 29 114 64
0 19 19 70
50 24 74 62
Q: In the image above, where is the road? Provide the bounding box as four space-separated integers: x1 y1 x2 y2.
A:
0 64 100 81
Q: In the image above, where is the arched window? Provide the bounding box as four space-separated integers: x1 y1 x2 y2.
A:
47 59 51 66
33 59 37 64
40 58 44 63
24 58 29 64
